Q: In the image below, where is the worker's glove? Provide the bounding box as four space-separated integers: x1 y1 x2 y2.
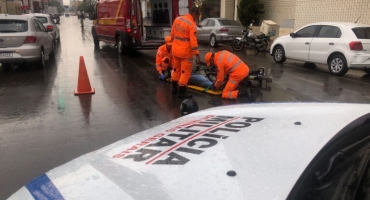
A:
159 73 166 80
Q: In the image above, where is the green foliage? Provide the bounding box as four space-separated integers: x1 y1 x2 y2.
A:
237 0 265 28
77 1 94 13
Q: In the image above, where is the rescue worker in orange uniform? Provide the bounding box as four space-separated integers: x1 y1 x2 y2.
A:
204 50 251 99
156 36 173 81
170 7 201 98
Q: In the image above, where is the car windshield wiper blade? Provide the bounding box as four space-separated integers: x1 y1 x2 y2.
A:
315 135 370 186
341 148 370 200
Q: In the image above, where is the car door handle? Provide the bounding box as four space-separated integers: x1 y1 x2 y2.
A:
329 42 334 45
305 42 310 45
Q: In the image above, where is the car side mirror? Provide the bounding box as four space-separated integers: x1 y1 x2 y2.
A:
290 33 296 38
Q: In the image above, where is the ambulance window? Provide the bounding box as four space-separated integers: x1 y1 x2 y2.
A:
287 121 370 200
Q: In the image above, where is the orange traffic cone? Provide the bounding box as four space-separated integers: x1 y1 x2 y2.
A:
74 56 95 95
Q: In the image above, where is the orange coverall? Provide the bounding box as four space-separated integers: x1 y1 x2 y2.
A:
213 50 250 99
170 13 199 86
156 44 173 73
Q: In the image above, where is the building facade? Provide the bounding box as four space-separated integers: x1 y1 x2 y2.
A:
260 0 370 29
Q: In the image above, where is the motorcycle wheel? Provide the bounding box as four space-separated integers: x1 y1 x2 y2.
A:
256 40 268 52
231 39 244 51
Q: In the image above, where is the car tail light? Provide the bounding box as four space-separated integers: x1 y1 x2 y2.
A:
47 25 53 32
126 17 131 33
24 36 37 44
219 28 229 32
349 41 363 50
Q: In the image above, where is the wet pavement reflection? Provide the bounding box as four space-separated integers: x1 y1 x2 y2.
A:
1 16 370 199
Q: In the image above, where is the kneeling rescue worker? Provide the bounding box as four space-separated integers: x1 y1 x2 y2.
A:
156 36 173 81
170 7 201 98
204 50 251 99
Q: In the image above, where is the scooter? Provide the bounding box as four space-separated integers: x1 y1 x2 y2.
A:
193 62 272 88
231 23 271 52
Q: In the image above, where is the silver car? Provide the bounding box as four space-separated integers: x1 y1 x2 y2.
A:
25 13 60 42
197 18 245 47
0 14 55 69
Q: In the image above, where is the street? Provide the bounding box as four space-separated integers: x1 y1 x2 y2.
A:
1 16 370 199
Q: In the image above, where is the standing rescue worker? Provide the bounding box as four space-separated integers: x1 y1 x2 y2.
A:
170 7 201 98
204 50 251 99
156 36 173 81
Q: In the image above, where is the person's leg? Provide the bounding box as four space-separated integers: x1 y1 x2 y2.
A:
171 56 181 94
177 57 193 98
188 75 212 88
224 65 250 99
221 79 242 99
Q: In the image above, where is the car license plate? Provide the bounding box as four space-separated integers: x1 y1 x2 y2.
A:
0 53 13 57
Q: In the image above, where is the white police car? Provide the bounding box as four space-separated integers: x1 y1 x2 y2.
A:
8 103 370 200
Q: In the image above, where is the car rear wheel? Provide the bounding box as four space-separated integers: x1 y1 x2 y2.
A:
117 36 129 55
328 55 348 76
50 42 55 58
273 46 286 63
210 35 218 47
364 69 370 74
35 50 45 69
92 30 99 47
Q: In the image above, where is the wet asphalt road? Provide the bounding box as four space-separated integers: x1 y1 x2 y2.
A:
1 16 370 199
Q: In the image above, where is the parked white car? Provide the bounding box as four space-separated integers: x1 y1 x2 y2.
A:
270 22 370 76
24 13 60 42
0 14 55 69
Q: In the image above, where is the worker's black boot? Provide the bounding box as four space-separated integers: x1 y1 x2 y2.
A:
178 86 192 98
238 89 251 98
172 81 178 95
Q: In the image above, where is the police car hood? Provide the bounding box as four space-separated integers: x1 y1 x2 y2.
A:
9 103 370 200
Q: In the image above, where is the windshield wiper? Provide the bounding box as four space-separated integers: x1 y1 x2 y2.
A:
340 148 370 200
314 135 370 191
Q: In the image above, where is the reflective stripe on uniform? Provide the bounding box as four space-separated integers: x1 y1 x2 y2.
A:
228 92 233 99
179 17 192 26
174 36 190 41
229 60 243 73
227 54 237 63
230 80 237 84
218 51 226 63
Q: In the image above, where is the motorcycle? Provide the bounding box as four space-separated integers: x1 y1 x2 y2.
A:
231 23 271 52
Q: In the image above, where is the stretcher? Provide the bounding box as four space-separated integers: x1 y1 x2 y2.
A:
165 79 222 95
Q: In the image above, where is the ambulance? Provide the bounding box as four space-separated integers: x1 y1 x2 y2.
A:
7 103 370 199
89 0 192 54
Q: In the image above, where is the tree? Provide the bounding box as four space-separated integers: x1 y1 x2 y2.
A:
77 0 95 13
237 0 265 28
